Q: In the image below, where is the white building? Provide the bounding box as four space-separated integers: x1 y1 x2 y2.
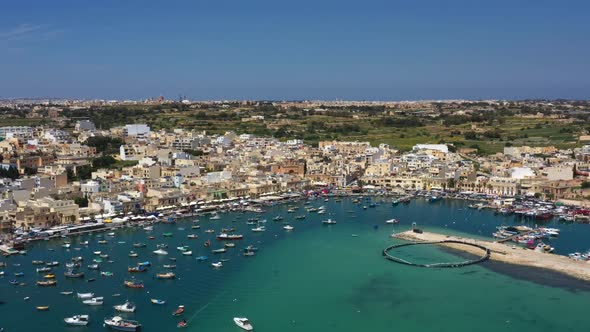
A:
124 124 150 140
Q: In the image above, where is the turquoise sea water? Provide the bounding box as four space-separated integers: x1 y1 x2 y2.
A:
1 198 590 332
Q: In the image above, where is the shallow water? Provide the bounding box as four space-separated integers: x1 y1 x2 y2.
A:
1 198 589 332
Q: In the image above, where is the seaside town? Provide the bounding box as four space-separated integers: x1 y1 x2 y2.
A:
3 99 590 244
3 100 590 330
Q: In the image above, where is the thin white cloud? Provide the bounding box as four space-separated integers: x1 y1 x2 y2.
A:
0 23 61 42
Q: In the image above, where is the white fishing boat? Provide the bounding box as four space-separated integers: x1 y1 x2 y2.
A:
104 316 141 331
77 292 94 299
114 301 136 313
322 218 336 225
233 317 253 331
82 297 104 306
64 314 89 326
153 249 168 255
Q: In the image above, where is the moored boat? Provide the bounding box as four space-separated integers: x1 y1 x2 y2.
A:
36 280 57 287
104 316 141 331
216 233 243 240
82 297 103 306
150 298 166 305
156 272 176 279
64 314 89 326
124 279 144 288
172 305 185 316
114 301 136 313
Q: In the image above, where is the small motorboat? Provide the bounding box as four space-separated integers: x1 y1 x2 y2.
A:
177 319 188 328
101 271 114 277
182 251 192 256
244 245 258 252
211 262 223 268
93 251 102 255
36 280 57 287
225 243 235 248
88 264 100 270
32 260 44 265
187 234 198 239
104 316 141 331
36 267 51 273
129 251 138 258
153 249 168 256
133 243 146 248
64 270 85 278
283 225 294 231
77 292 94 299
128 265 148 273
114 301 136 313
163 264 176 269
322 218 336 225
196 256 208 262
14 272 24 277
385 218 399 224
150 299 166 305
36 306 50 311
233 317 253 331
60 291 74 295
64 314 89 326
46 261 59 267
162 232 173 237
203 240 211 247
82 297 104 306
124 280 144 288
156 271 176 279
172 305 185 316
212 248 227 254
87 278 96 283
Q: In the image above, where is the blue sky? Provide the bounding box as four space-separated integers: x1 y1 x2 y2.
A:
1 0 589 100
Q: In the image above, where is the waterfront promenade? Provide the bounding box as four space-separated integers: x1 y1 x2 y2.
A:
393 230 590 281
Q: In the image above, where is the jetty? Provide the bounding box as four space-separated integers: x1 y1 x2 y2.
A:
392 230 590 282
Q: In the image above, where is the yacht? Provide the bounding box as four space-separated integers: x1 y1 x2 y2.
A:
64 315 89 326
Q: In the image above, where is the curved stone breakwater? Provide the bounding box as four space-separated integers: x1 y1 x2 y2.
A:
390 230 590 282
383 240 490 268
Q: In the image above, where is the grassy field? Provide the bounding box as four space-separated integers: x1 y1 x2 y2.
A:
1 108 583 155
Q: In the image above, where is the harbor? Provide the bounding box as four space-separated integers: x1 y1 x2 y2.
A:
1 198 590 331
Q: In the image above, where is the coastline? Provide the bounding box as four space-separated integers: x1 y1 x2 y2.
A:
392 230 590 282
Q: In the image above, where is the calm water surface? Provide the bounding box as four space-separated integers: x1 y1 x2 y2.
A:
1 198 589 332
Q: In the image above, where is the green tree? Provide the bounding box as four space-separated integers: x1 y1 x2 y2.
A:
74 197 89 208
